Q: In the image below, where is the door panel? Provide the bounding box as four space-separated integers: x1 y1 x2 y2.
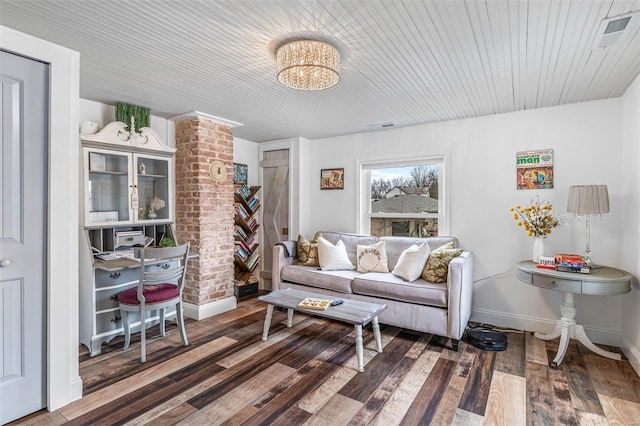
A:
261 149 289 289
0 50 48 424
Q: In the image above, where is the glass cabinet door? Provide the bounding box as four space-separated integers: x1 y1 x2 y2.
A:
85 149 132 225
135 154 171 222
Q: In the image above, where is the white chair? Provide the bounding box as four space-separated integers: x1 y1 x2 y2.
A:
118 243 190 362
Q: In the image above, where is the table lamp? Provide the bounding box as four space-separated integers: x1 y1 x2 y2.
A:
566 185 609 267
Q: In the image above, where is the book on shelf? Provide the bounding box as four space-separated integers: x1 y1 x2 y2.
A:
236 184 251 199
246 252 260 270
235 203 249 220
235 225 247 240
297 297 333 311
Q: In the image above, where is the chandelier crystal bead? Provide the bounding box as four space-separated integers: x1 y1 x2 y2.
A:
276 40 340 90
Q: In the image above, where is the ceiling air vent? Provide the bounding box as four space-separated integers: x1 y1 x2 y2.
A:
592 13 636 49
365 122 395 131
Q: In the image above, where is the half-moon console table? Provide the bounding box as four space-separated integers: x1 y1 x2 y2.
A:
516 260 632 368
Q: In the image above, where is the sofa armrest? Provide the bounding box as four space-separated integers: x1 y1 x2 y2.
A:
272 241 296 290
447 251 475 340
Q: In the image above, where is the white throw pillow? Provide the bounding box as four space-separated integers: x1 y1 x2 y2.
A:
391 242 430 282
317 237 355 271
357 241 389 273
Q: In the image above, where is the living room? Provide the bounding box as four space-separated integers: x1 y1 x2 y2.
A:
1 0 639 424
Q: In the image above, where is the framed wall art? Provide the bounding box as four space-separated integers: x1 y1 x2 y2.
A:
516 149 553 190
233 163 248 185
321 168 344 190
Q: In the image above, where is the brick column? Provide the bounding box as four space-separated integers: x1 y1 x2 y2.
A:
174 117 235 309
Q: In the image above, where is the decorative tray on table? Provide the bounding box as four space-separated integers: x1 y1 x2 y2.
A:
297 297 333 311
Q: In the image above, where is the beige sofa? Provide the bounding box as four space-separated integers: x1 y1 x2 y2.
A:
272 231 475 350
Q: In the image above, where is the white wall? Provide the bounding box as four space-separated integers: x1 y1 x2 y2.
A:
621 76 640 372
233 137 260 186
306 98 630 346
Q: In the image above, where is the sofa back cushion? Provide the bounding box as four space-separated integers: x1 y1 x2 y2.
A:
319 231 378 266
380 236 457 270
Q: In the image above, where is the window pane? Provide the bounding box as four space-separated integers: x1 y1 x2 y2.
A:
371 218 439 237
371 165 438 213
361 158 444 238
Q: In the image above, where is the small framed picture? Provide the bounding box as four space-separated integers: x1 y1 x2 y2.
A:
321 168 344 190
89 152 106 172
233 163 248 185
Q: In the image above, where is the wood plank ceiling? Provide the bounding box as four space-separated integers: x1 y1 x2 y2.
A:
1 0 639 142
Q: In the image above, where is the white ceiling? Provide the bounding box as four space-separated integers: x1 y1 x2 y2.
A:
2 0 640 142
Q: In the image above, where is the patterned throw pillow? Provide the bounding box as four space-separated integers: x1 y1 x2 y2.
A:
357 241 389 273
421 241 463 283
295 232 323 267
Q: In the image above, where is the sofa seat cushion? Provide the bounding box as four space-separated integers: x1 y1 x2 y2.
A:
281 265 356 293
352 273 447 308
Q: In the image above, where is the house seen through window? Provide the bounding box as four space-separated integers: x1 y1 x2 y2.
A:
361 158 445 237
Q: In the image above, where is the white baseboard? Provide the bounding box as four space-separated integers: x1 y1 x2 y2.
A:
621 335 640 377
471 308 622 347
183 297 237 321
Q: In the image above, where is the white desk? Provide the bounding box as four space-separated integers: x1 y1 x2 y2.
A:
516 260 631 367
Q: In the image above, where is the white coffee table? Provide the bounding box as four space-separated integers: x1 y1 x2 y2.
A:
258 288 387 372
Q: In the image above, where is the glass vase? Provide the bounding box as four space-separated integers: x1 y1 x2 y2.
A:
532 237 545 262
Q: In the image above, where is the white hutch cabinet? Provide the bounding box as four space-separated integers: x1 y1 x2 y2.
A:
79 119 178 356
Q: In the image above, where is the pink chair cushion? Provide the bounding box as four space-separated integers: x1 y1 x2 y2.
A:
118 284 180 305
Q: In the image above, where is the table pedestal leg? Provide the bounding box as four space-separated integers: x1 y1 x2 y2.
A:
372 317 383 353
355 324 364 372
533 292 621 367
262 304 274 341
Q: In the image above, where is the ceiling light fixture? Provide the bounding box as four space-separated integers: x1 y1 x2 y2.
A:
276 39 340 90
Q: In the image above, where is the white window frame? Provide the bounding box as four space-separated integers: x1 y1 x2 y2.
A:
356 153 450 236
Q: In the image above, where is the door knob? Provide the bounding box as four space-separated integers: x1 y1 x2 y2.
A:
0 259 12 268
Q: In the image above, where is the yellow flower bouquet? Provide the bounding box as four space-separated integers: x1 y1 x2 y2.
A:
511 196 560 238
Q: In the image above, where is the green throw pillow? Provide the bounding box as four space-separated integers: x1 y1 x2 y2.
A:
421 241 463 283
295 232 323 267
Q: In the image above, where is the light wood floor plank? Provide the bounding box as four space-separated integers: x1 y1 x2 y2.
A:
525 331 549 365
598 394 640 425
483 370 526 425
297 364 358 414
303 393 363 426
450 408 483 426
574 410 611 425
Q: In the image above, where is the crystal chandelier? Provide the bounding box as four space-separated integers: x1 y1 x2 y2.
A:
276 40 340 90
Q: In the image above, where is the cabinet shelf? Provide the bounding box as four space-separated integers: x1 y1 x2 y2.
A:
138 174 167 178
89 170 127 176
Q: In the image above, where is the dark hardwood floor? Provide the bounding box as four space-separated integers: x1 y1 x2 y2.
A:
12 298 640 425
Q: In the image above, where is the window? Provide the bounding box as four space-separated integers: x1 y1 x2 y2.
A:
359 155 447 237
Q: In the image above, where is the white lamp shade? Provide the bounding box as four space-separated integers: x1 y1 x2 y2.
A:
567 185 610 215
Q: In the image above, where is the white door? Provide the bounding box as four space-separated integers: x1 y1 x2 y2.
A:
0 50 49 423
260 149 289 289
